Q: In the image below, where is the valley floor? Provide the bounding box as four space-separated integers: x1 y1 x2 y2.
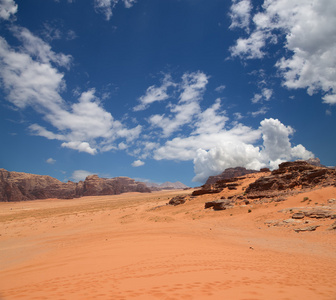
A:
0 186 336 300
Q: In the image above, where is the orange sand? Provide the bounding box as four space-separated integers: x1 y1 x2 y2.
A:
0 185 336 300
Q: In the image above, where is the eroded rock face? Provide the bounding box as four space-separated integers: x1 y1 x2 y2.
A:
245 161 336 199
0 169 151 202
205 167 258 185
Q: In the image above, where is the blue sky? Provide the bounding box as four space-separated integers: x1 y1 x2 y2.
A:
0 0 335 187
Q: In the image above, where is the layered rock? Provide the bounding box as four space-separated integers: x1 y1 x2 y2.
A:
192 177 244 197
245 161 336 199
0 169 151 202
205 167 258 185
204 199 234 210
168 195 187 206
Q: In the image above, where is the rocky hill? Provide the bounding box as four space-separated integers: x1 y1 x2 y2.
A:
244 160 336 199
192 160 336 199
0 169 151 202
205 167 260 185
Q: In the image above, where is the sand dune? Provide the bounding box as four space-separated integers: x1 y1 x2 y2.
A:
1 185 336 299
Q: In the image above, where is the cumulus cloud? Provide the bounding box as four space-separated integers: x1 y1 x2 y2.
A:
229 0 336 104
0 28 141 155
131 159 145 167
0 0 17 20
71 170 94 182
192 118 313 182
153 122 261 161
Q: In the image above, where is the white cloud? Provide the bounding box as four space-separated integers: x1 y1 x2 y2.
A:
0 29 141 155
0 0 17 20
94 0 114 20
229 0 251 32
94 0 137 20
123 0 136 8
193 142 263 182
132 159 145 167
252 88 273 104
230 0 336 104
148 71 209 137
12 26 72 69
61 141 97 155
46 158 56 164
192 98 228 135
71 170 94 182
153 122 261 162
250 106 268 117
230 30 274 59
134 74 175 111
192 118 313 182
215 85 226 92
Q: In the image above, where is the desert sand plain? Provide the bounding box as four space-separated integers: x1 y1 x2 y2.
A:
0 174 336 300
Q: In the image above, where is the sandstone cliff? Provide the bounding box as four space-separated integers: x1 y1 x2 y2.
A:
205 167 259 185
192 160 336 198
0 169 151 202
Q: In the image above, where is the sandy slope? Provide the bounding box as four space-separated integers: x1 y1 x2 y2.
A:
0 184 336 300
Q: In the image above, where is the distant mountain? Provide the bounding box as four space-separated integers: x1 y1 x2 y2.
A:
146 181 189 190
0 169 151 202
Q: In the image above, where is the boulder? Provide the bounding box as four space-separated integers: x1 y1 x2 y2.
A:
303 209 332 219
329 221 336 230
294 225 319 232
292 212 305 219
168 195 186 206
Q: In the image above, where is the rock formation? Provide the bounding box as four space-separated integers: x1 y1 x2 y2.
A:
168 195 187 206
204 199 234 210
205 167 258 185
245 161 336 199
0 169 151 202
192 177 244 197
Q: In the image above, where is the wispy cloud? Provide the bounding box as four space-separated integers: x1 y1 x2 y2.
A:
93 0 137 21
134 74 175 111
0 28 141 155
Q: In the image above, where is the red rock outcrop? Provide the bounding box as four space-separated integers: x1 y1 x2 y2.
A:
205 167 258 185
245 161 336 199
0 169 151 202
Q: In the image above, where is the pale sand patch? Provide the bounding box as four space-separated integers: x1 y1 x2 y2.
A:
0 188 335 300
